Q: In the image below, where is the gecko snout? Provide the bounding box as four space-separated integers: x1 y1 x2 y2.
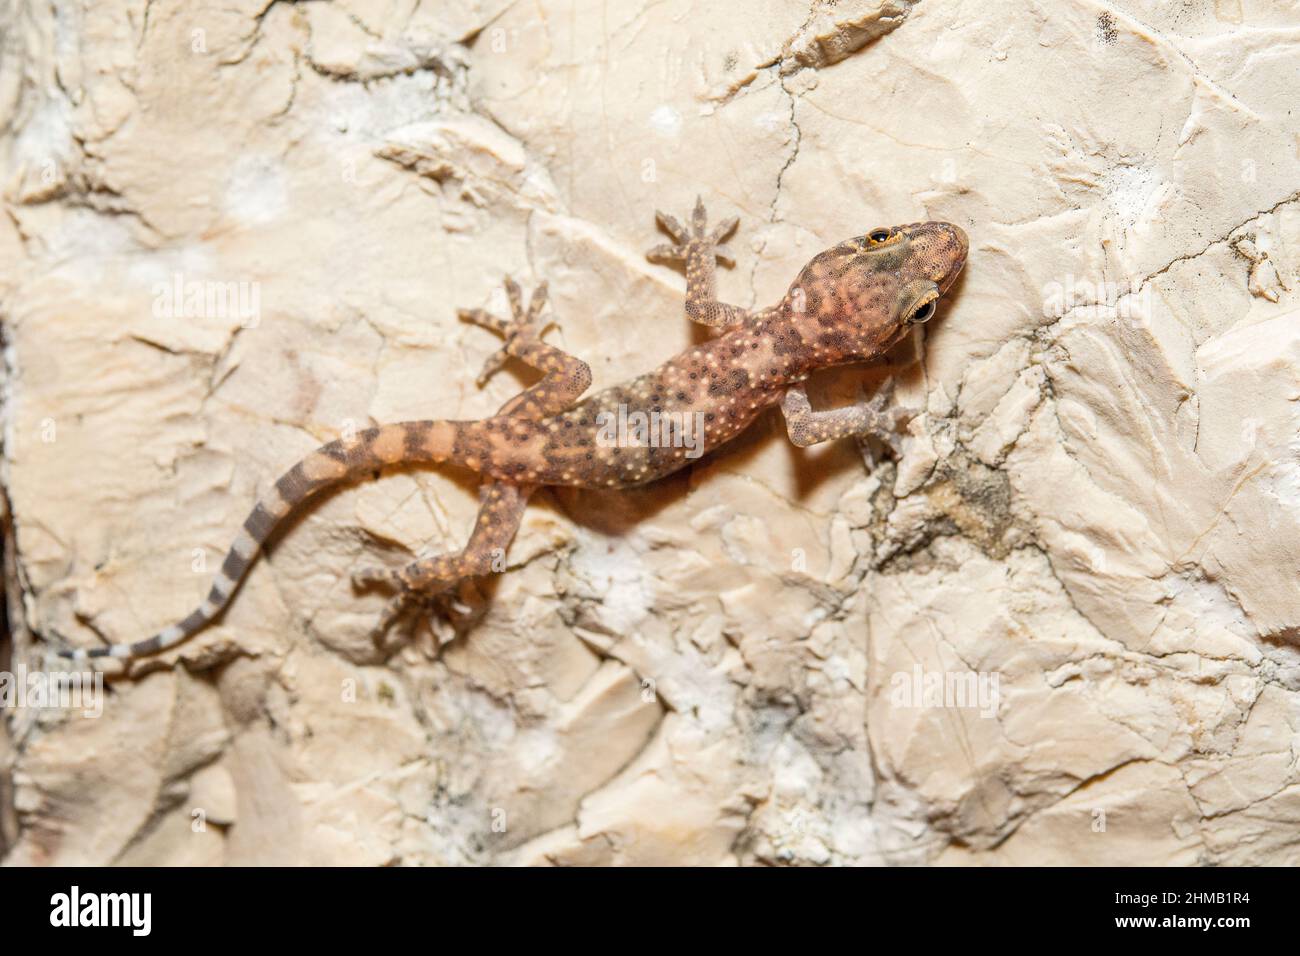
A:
939 222 968 283
902 221 968 290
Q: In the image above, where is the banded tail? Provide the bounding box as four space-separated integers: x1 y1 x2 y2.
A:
58 420 466 661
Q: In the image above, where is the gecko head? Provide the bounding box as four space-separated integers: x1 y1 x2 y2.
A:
783 221 967 361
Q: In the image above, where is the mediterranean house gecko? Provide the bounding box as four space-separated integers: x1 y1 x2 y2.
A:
56 200 967 662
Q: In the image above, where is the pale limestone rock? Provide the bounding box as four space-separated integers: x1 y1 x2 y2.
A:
188 762 237 827
2 0 1300 867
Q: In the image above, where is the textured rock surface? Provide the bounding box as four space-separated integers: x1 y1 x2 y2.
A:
2 0 1299 865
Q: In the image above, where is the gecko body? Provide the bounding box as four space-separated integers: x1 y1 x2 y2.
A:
57 201 966 661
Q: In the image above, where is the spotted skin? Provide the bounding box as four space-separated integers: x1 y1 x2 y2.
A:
57 201 966 662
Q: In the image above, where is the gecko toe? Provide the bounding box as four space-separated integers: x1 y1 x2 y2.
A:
654 210 688 243
690 195 708 234
646 242 682 263
502 277 526 320
368 591 414 644
710 216 740 244
353 566 403 589
476 347 510 386
525 282 549 321
459 308 507 335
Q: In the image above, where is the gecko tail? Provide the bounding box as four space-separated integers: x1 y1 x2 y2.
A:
57 420 466 662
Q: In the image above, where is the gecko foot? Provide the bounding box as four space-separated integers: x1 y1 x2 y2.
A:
354 561 458 645
646 195 739 267
368 588 419 644
858 381 919 460
366 587 480 648
353 565 409 642
353 569 422 644
458 277 554 387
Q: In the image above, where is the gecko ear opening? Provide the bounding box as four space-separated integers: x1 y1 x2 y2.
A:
899 280 939 325
908 298 937 324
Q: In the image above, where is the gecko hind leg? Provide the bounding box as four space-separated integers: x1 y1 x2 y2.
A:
646 196 749 329
357 278 583 642
354 482 534 642
460 277 592 418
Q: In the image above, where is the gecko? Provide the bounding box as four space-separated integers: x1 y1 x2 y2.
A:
55 199 967 662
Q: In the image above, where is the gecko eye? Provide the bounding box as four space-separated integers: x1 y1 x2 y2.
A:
908 298 937 324
868 228 892 244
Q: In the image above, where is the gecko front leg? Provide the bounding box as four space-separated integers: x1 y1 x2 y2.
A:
646 196 749 329
780 381 916 455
